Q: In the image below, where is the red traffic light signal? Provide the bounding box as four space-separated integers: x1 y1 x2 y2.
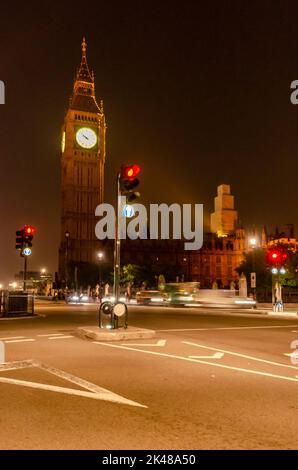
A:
122 164 141 181
266 247 287 265
24 225 35 248
24 225 35 235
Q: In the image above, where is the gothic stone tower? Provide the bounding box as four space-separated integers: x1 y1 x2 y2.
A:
59 38 106 283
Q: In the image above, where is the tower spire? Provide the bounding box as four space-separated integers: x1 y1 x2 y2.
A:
76 36 93 84
82 37 87 56
71 38 100 112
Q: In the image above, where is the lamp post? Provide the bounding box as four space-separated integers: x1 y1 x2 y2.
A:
249 237 257 300
97 251 104 302
65 231 70 290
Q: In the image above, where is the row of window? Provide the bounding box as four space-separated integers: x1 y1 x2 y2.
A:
74 114 97 123
74 151 94 157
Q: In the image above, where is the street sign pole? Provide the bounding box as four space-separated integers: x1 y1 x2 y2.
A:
113 172 121 304
23 255 27 292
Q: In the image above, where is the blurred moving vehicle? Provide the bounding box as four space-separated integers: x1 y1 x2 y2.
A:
195 289 256 309
66 293 89 304
102 295 127 303
161 283 256 308
162 282 200 306
136 290 167 305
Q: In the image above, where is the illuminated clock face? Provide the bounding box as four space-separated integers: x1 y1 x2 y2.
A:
61 131 66 153
76 127 97 149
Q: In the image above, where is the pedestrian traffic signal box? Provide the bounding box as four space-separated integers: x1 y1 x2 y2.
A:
15 229 25 250
120 164 141 202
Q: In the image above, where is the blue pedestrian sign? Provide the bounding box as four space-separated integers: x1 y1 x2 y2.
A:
123 204 135 218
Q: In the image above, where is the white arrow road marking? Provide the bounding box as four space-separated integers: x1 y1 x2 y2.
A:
94 342 298 383
0 360 146 408
183 341 298 370
121 339 166 347
188 352 224 360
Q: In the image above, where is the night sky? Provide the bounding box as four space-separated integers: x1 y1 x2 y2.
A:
0 1 298 283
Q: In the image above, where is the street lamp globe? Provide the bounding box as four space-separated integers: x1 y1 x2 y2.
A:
97 251 104 260
249 237 257 248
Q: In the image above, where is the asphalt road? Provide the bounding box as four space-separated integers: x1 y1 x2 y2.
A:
0 302 298 450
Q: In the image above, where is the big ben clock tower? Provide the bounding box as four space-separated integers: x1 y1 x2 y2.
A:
59 38 106 283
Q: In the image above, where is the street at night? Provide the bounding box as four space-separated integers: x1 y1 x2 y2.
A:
0 303 297 450
1 0 298 459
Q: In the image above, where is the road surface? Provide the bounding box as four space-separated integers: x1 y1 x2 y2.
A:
0 302 297 450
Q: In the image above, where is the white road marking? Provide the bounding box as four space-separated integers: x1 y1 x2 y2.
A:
94 342 298 383
188 352 224 360
159 325 298 332
0 377 146 407
37 333 65 337
0 359 35 371
183 341 298 371
284 352 298 358
0 360 146 408
4 339 35 343
48 335 74 340
121 339 166 347
0 341 4 363
0 336 26 340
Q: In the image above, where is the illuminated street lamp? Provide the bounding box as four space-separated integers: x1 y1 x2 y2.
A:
97 251 104 302
249 237 257 248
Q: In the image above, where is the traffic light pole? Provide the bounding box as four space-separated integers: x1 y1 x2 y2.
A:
23 255 27 292
113 172 121 303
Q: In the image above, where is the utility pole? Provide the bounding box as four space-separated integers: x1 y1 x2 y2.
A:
65 231 70 290
113 172 121 303
23 255 27 292
113 164 141 303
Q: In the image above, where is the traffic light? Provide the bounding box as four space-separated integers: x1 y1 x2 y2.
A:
120 164 141 202
15 226 35 252
266 246 287 265
15 229 25 250
24 225 34 248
